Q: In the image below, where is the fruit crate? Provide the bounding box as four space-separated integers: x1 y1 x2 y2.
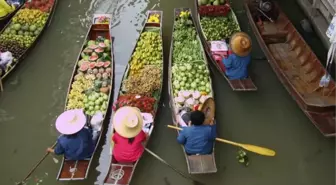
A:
198 1 231 16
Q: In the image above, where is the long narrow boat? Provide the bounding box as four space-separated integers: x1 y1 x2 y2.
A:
56 14 115 181
0 0 25 30
168 8 217 174
104 10 164 185
0 0 57 86
244 0 335 137
194 1 257 91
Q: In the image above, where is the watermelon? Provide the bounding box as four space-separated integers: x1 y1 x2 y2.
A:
89 63 96 69
89 45 98 50
96 62 105 67
95 48 104 56
79 63 89 71
98 42 107 49
89 55 99 62
104 61 111 68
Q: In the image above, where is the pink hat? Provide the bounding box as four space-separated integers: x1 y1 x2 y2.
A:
55 109 86 135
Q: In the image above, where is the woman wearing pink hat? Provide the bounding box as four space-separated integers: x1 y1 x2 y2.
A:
46 109 95 160
112 106 149 163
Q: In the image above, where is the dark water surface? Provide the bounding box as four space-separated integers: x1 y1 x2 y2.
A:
0 0 334 185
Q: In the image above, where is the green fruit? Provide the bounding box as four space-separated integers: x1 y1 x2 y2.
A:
213 0 220 5
29 25 37 32
13 23 21 31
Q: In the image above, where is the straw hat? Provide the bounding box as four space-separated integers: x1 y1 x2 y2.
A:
113 106 143 138
55 109 86 135
229 32 252 57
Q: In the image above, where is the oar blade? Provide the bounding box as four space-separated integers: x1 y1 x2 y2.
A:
242 144 276 156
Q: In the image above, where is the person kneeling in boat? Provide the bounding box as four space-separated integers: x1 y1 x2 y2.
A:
177 109 216 155
112 106 152 163
46 109 95 160
222 32 252 80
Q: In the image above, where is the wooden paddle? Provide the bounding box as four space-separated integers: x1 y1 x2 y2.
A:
167 125 276 157
144 148 205 185
16 141 58 185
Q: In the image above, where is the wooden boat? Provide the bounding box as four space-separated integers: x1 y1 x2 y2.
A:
104 10 163 185
56 14 115 181
0 0 25 30
244 0 336 137
0 0 58 87
194 0 257 91
168 8 217 174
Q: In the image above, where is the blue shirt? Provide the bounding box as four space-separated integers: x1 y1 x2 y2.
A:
222 53 251 80
54 128 95 160
177 124 217 155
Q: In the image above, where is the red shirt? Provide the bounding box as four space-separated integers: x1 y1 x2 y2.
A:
112 131 146 163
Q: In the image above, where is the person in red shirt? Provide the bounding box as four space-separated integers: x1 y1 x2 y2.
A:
112 106 148 163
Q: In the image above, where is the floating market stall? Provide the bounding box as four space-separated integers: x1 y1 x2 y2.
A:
168 8 217 174
0 0 25 30
245 0 335 137
0 0 57 88
56 14 114 181
194 0 257 91
104 10 163 185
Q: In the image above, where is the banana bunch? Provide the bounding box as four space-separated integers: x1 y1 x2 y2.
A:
66 75 94 110
147 14 160 23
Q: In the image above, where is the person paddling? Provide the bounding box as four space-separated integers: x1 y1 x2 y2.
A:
176 110 216 155
112 106 151 163
222 32 252 80
46 109 95 160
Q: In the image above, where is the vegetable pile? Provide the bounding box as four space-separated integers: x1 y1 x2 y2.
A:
171 10 213 110
198 0 231 16
113 13 163 116
66 36 113 116
198 0 226 6
200 12 240 40
0 1 54 74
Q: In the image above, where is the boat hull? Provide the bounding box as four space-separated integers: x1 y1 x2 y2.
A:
56 18 115 180
194 0 257 91
244 0 335 137
168 8 217 174
104 10 164 185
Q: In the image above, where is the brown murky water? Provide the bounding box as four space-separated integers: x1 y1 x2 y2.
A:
0 0 334 185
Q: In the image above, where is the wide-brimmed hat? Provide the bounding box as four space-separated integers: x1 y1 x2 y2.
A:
113 106 143 138
230 32 252 57
55 109 86 135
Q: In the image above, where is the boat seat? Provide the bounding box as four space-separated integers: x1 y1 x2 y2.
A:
186 154 217 174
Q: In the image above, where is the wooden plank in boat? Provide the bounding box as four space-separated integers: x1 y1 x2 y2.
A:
244 0 336 137
187 154 217 174
104 164 134 185
194 0 257 91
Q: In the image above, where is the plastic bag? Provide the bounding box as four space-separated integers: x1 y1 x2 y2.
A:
90 111 104 131
0 51 13 68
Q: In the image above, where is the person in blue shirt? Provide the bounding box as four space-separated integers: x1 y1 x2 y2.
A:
46 109 95 160
222 32 252 80
177 110 216 155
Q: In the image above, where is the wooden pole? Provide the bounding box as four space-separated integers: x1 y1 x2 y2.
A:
0 78 3 92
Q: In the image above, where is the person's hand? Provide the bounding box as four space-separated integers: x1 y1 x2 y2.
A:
209 118 215 125
46 147 54 153
188 121 191 127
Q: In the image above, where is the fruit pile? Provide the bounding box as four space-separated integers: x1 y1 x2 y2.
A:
200 13 240 40
0 6 51 60
171 10 213 109
113 14 163 116
147 13 160 23
24 0 55 13
129 29 162 75
66 36 113 116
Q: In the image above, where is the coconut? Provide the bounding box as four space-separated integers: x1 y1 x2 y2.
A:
105 68 112 74
98 68 105 74
92 68 99 75
102 72 109 80
87 68 94 74
96 73 102 80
